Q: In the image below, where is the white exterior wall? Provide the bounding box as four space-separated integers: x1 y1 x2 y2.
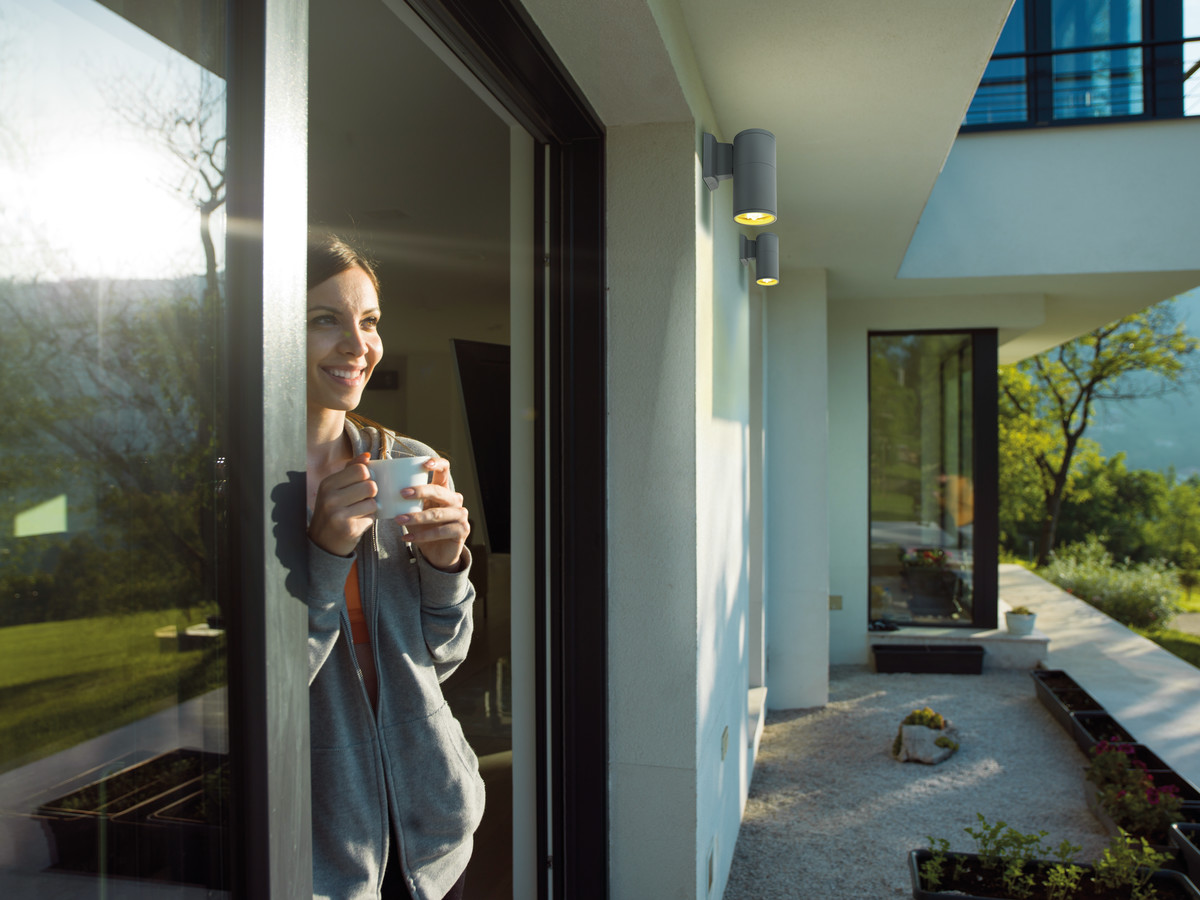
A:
763 271 831 708
902 118 1200 279
607 121 753 899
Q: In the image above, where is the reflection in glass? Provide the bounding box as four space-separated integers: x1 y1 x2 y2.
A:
965 1 1029 125
1052 0 1144 118
869 334 976 626
0 0 229 895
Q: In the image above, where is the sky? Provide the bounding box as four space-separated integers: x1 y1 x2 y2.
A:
1088 287 1200 479
0 0 223 282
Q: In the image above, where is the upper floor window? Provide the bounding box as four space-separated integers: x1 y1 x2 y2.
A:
964 0 1200 128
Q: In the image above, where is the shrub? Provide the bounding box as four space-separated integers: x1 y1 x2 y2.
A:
1041 536 1179 629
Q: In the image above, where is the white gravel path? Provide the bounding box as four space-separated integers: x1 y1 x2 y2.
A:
724 666 1111 899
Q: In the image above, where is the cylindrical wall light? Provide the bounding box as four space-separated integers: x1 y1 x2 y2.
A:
740 232 779 286
732 129 777 226
702 129 778 226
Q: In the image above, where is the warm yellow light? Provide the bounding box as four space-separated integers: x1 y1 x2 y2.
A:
756 277 779 286
736 210 776 225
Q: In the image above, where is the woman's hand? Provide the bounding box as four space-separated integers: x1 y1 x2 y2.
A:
395 457 470 572
308 452 378 557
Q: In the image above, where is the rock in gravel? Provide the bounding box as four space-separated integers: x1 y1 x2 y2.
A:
894 724 958 764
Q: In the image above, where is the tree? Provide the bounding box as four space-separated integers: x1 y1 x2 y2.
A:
999 300 1199 566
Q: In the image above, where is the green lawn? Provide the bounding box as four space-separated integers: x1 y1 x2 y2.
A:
1136 626 1200 670
0 609 225 775
1176 591 1200 614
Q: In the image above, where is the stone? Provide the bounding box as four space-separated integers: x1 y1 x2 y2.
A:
893 724 958 764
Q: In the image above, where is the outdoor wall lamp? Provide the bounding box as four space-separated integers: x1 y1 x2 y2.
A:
740 232 779 286
702 128 777 226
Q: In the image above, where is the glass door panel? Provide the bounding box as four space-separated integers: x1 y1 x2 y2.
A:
869 333 976 626
309 1 532 895
0 0 230 894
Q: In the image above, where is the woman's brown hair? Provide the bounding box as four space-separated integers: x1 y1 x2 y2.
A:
307 232 382 296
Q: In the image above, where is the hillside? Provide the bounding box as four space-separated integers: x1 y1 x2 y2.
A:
1088 288 1200 478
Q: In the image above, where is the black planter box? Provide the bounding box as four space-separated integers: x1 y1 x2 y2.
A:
1030 669 1104 735
1070 710 1136 752
1173 824 1200 887
908 848 1200 899
873 643 984 675
37 748 227 888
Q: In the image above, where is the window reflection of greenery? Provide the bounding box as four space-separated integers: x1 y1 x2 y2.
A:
0 282 225 774
0 610 224 774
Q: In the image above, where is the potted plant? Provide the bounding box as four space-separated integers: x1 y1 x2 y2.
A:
892 706 959 764
1005 605 1037 636
911 813 1200 899
1085 741 1196 848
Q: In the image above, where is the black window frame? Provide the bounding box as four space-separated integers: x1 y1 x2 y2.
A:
962 0 1190 132
866 329 999 630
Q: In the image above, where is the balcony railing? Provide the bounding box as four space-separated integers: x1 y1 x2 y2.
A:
964 35 1200 129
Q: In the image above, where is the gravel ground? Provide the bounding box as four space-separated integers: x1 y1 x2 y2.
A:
724 666 1112 899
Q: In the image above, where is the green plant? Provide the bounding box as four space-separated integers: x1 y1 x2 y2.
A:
1041 536 1180 629
1093 831 1171 900
1085 741 1184 840
1008 605 1034 616
1043 860 1085 900
920 816 1173 899
919 836 950 892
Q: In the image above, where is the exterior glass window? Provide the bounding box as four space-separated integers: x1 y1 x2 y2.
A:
869 333 979 626
964 0 1196 127
966 2 1030 125
0 0 231 893
1052 0 1144 118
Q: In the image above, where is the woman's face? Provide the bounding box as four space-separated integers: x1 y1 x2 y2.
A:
306 266 383 414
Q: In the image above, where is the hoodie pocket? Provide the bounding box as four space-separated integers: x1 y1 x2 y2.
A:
381 703 486 867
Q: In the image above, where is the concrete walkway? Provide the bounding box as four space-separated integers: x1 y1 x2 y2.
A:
998 563 1200 788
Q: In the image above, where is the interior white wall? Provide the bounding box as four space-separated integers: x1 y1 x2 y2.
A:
901 118 1200 279
763 269 831 708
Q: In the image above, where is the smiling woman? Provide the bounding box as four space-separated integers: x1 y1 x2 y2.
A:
302 234 482 900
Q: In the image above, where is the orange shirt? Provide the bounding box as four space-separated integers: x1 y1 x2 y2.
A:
345 560 369 645
345 560 379 708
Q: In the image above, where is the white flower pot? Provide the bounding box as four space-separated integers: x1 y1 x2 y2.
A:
1005 612 1036 636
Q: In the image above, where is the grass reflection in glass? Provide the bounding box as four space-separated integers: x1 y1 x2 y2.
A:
0 608 225 775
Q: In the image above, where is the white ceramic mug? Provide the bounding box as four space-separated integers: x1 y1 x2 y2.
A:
366 456 432 519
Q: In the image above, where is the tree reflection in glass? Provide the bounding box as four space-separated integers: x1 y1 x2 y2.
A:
0 0 230 892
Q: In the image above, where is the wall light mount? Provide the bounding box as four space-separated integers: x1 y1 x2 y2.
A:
703 128 777 226
740 233 779 286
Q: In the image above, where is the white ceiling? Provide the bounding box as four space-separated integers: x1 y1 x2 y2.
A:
521 0 1200 357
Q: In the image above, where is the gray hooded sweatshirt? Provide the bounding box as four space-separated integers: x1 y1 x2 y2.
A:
307 420 484 900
